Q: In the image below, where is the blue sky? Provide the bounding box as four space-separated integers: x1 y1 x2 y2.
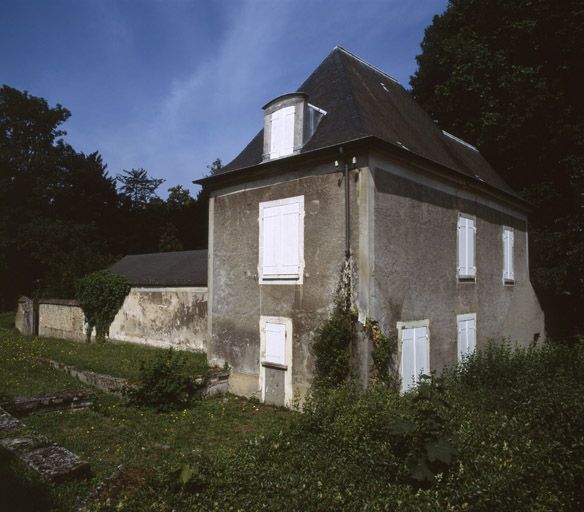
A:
0 0 447 195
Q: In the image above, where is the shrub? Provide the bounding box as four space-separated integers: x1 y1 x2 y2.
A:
312 260 357 388
126 348 206 411
76 270 130 342
147 342 584 511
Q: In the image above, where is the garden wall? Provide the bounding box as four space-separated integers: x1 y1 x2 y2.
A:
21 287 208 350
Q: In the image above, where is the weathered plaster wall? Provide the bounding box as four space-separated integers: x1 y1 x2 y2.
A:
35 288 208 350
109 287 207 350
368 153 545 374
38 301 86 341
209 162 364 401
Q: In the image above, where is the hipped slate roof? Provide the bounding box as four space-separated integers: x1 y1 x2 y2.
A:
213 46 515 197
110 250 207 287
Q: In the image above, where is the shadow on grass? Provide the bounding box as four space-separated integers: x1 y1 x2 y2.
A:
0 450 56 512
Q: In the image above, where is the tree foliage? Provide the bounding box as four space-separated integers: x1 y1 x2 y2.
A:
0 85 210 309
410 0 584 337
75 270 130 342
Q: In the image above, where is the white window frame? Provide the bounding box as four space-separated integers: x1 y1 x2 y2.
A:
457 213 476 280
258 195 305 285
259 316 293 406
457 313 477 361
397 319 430 393
502 226 515 284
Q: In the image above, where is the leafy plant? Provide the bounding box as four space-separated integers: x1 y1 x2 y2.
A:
75 270 130 343
312 260 357 388
365 318 399 389
126 348 207 411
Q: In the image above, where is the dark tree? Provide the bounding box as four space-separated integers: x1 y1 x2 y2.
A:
411 0 584 338
116 168 165 208
207 158 223 176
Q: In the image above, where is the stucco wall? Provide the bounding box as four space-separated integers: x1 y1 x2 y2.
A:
38 301 86 341
36 287 208 350
368 153 545 374
108 287 207 350
209 163 363 401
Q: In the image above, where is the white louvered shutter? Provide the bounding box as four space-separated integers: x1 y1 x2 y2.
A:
415 326 429 379
468 218 476 276
270 109 283 158
265 322 286 365
458 216 467 276
401 327 416 392
261 205 281 276
280 106 295 156
279 202 301 276
503 228 514 281
458 316 476 360
458 216 476 277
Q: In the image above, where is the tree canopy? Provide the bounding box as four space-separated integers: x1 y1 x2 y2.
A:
410 0 584 338
0 85 209 309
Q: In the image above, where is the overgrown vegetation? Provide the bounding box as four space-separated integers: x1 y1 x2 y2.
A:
365 317 398 388
137 342 584 511
75 270 130 343
312 261 357 388
126 349 208 411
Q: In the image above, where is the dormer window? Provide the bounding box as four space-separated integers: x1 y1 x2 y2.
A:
262 93 325 161
269 105 295 159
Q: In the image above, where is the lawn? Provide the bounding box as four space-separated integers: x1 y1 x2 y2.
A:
0 316 293 511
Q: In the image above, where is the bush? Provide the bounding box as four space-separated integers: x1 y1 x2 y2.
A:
126 348 206 411
146 342 584 511
76 270 130 342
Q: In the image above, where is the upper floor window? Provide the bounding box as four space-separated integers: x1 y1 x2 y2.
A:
269 106 296 159
457 214 476 280
259 195 304 284
502 227 514 283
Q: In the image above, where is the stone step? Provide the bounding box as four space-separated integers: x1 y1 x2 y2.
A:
20 445 90 483
14 389 96 416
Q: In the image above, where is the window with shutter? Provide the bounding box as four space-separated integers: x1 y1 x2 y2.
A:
457 313 477 360
265 322 286 365
269 106 295 159
502 227 514 283
398 321 430 392
457 214 476 279
259 196 304 283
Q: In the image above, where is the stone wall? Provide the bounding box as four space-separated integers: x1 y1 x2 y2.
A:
15 296 36 335
108 287 207 350
28 287 208 350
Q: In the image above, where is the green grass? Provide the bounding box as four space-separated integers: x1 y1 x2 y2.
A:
0 316 293 511
0 312 208 381
0 310 15 329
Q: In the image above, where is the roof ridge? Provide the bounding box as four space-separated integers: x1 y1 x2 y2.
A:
333 45 401 86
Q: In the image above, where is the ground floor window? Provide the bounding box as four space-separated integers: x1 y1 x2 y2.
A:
259 316 293 406
397 320 430 392
457 313 477 360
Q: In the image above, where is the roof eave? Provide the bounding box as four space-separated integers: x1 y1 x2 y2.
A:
194 136 532 214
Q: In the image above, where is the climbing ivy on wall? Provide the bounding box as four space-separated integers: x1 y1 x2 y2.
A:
75 270 130 343
364 318 399 389
312 260 357 388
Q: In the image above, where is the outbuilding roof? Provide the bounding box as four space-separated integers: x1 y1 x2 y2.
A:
204 46 516 199
109 250 207 287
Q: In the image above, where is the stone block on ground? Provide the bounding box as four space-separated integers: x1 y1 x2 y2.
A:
21 445 90 482
0 435 52 454
0 408 24 432
14 389 96 416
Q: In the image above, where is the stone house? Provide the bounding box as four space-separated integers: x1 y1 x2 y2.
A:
195 46 544 406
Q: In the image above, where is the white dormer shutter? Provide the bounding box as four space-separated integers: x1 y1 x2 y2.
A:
270 106 295 159
458 215 476 278
503 228 514 281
